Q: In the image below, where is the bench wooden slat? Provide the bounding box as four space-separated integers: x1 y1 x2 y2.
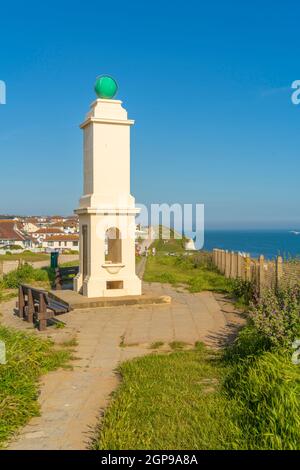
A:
55 266 79 290
17 284 69 330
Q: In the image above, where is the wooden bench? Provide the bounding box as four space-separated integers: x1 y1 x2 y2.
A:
55 266 79 290
17 284 69 331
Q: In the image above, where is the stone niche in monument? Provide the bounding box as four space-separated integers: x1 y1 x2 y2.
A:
73 76 142 298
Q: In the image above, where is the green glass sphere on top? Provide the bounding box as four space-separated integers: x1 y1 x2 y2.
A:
94 75 118 99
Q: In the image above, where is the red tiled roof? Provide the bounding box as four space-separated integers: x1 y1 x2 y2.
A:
0 220 26 241
51 222 77 228
35 227 63 234
44 234 79 241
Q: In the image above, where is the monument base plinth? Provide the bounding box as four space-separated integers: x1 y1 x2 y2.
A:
74 274 142 298
49 289 171 311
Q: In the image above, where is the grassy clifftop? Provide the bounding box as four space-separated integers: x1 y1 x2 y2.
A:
144 231 230 293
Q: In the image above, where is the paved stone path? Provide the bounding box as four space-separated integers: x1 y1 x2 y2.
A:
136 256 147 279
0 283 245 450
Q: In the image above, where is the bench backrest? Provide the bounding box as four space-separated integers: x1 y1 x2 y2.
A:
20 284 49 305
59 266 79 276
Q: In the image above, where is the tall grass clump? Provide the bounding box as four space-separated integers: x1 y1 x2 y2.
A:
223 283 300 449
224 325 300 449
0 325 71 446
1 264 54 290
230 278 256 306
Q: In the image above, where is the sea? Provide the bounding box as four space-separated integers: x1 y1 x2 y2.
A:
192 230 300 260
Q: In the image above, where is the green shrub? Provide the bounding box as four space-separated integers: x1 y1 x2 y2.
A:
2 264 50 289
230 278 256 305
224 327 300 449
250 285 300 348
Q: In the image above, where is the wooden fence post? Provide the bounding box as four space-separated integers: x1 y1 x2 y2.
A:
216 249 219 268
258 255 265 295
241 255 245 280
213 249 217 267
230 251 237 278
245 255 251 281
220 250 224 273
230 251 234 278
215 249 219 269
276 256 283 289
225 250 230 278
237 253 242 278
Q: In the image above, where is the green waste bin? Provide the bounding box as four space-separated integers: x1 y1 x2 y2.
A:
50 251 59 269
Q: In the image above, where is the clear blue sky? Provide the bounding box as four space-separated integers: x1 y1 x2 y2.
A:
0 0 299 229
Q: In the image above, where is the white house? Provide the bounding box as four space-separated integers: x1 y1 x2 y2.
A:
0 220 29 248
41 234 79 252
31 227 64 242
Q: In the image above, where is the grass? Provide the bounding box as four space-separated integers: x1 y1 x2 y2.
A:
150 341 164 349
144 253 231 293
223 326 300 450
94 326 300 450
150 227 187 254
59 259 79 267
0 262 58 304
0 289 17 304
0 264 54 291
0 324 73 446
152 237 186 254
0 252 49 262
94 343 237 450
169 341 187 350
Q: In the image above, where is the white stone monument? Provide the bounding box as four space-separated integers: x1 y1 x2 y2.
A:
74 76 142 298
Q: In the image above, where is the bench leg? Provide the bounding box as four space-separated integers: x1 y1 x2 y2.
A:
27 290 35 323
18 286 25 318
38 293 47 331
55 268 62 290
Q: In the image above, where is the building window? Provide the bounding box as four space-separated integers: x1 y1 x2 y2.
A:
73 241 78 247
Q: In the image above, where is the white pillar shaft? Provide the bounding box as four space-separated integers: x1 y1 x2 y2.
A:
74 98 141 297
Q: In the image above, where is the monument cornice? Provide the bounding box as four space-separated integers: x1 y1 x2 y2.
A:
80 117 135 129
74 207 140 216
